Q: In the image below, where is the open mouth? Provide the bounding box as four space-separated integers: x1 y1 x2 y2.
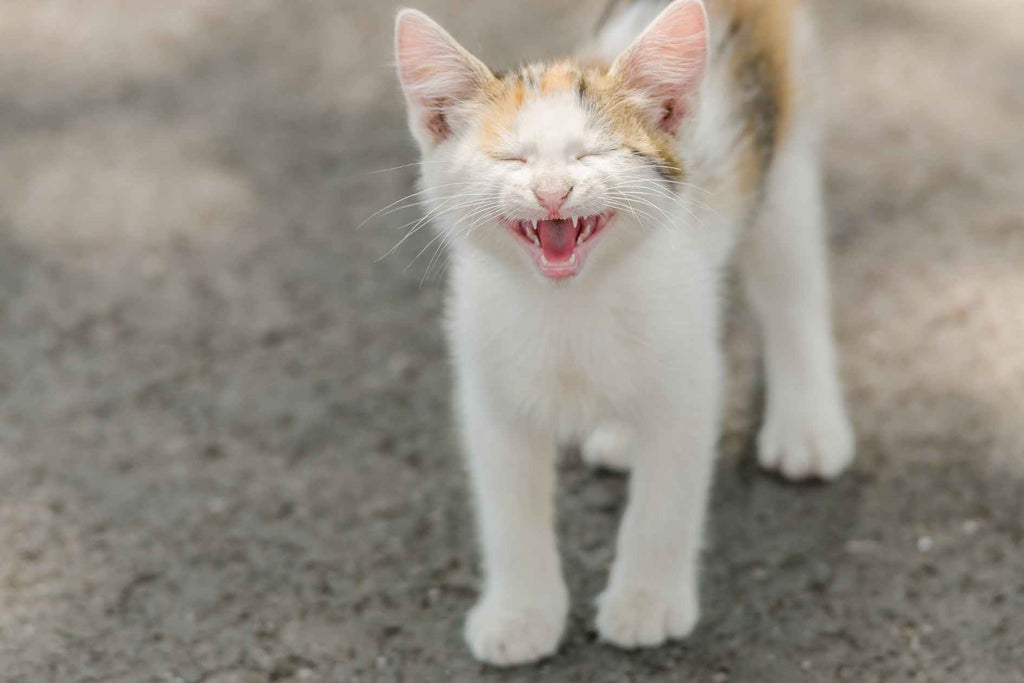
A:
502 212 615 279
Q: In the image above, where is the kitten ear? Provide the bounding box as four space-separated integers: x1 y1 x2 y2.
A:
610 0 708 135
395 9 493 148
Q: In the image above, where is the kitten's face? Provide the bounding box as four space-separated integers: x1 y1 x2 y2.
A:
395 4 707 281
417 64 684 280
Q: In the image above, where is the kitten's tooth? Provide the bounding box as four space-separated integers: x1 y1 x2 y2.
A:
522 220 540 246
572 216 578 228
569 253 578 265
578 217 594 242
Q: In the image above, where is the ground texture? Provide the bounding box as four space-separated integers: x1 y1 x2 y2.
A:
0 0 1022 681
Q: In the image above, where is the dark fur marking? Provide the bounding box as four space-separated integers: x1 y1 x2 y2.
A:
735 49 779 170
576 75 588 103
422 96 455 142
426 110 450 140
628 146 680 185
721 15 781 177
520 67 538 91
722 18 742 50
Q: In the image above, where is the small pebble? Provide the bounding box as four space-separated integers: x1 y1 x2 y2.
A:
917 536 933 553
810 561 833 589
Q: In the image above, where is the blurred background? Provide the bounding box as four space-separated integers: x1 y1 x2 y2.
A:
0 0 1022 681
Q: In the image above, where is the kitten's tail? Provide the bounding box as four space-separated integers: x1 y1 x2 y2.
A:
581 0 671 62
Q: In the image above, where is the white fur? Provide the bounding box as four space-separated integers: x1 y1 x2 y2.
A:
395 0 853 666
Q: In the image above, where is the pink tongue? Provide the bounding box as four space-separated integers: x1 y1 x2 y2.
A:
537 219 580 262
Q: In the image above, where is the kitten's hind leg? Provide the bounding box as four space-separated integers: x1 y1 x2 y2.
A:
737 130 854 481
582 424 634 472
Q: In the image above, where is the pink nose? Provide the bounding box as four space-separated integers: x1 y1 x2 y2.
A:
533 182 572 212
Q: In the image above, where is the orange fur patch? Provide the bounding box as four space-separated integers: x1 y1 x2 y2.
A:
478 77 525 150
711 0 798 194
539 60 576 93
581 66 686 178
724 1 796 144
475 59 686 178
726 0 795 138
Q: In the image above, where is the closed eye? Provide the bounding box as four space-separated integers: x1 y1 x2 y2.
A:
495 156 527 164
576 151 609 161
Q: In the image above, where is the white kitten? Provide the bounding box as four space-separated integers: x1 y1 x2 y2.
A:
393 0 853 666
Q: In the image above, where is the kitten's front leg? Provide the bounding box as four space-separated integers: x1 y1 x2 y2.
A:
596 371 720 648
458 382 567 666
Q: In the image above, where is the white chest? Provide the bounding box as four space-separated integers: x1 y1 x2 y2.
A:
449 262 681 438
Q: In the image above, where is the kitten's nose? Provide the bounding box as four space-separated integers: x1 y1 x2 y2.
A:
533 179 572 213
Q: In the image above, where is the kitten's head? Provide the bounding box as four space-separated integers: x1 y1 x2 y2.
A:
394 0 707 281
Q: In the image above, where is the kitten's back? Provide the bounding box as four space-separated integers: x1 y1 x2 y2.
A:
590 0 810 197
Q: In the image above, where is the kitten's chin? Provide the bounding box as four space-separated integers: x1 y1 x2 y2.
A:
500 212 615 281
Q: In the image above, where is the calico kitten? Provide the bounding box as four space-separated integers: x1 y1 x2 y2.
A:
393 0 853 666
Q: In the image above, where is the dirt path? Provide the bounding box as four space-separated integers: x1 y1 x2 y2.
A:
0 1 1021 681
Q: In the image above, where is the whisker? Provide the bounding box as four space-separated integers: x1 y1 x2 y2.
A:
368 159 450 175
380 197 496 261
357 181 482 230
382 192 496 218
413 201 502 270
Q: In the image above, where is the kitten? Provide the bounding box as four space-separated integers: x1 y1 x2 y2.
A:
393 0 854 666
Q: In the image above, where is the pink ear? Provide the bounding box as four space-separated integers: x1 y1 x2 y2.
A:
611 0 708 135
394 9 492 145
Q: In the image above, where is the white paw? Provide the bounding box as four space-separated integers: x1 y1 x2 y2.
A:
596 584 698 649
581 425 633 471
465 590 567 666
757 398 854 481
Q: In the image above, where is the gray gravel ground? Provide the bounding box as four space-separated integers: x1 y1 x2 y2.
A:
0 1 1022 681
